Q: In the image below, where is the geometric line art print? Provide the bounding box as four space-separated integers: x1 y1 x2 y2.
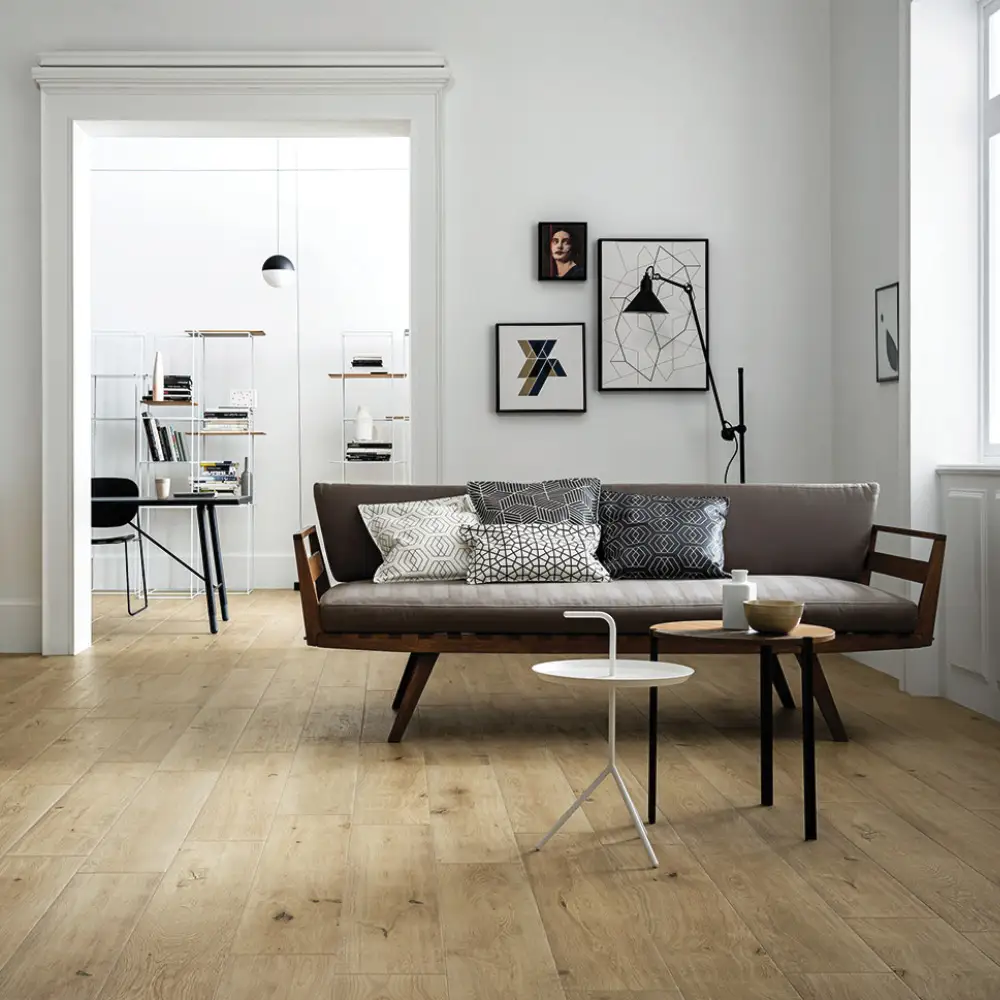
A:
597 238 709 392
517 339 568 396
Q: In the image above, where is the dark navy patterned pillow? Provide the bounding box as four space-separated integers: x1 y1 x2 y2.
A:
598 491 729 580
466 478 601 525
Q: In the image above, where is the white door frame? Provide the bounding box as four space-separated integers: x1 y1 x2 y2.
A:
34 51 450 654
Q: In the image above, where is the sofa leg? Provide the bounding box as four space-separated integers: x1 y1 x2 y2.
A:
795 652 848 743
392 652 420 711
387 653 437 743
772 658 796 709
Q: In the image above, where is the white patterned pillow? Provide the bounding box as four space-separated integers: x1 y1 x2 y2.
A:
462 522 610 584
360 495 480 583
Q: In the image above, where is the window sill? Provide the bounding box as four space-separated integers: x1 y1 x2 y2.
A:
937 464 1000 476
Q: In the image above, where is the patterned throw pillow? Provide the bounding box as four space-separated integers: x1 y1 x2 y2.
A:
599 491 729 580
462 522 610 584
360 495 480 583
466 478 601 525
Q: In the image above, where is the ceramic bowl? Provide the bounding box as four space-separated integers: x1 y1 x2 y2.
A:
744 599 804 635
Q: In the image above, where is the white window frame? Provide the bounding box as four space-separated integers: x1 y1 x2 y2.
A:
983 0 1000 455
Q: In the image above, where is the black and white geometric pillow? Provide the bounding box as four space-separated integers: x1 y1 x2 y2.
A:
360 495 481 583
466 478 601 525
599 491 729 580
462 522 610 584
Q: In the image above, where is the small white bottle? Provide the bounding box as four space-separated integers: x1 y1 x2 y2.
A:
151 351 164 402
722 569 757 630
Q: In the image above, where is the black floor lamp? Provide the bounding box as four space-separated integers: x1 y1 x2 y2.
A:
623 267 747 484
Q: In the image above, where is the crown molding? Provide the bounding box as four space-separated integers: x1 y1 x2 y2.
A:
33 51 450 94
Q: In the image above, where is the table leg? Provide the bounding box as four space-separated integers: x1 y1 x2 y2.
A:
195 504 218 634
648 633 659 825
802 636 818 840
206 503 229 622
760 645 774 807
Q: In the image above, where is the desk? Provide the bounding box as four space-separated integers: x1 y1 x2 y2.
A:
92 494 250 634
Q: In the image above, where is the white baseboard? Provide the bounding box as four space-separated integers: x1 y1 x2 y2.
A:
0 599 42 654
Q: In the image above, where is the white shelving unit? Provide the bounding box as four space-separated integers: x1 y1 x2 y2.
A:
328 331 410 484
92 329 262 597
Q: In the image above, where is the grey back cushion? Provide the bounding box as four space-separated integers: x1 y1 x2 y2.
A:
467 478 601 525
314 481 879 583
599 492 729 580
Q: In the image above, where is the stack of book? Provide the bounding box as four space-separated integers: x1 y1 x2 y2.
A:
190 460 241 494
346 440 393 463
351 354 385 372
143 375 193 403
142 413 189 462
203 407 251 432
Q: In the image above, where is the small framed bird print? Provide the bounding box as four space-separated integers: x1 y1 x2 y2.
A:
875 282 900 384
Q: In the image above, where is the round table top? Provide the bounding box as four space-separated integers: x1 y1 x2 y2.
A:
650 620 835 649
532 658 694 689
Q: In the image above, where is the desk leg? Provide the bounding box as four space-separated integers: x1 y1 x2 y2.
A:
760 646 774 807
196 504 218 635
648 634 658 825
802 636 818 840
207 503 229 622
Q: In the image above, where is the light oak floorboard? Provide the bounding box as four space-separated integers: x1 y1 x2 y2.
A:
158 707 252 771
231 814 350 955
427 763 519 863
97 841 261 1000
81 769 218 872
0 872 159 999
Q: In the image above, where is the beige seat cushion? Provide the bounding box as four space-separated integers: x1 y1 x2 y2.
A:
318 575 918 636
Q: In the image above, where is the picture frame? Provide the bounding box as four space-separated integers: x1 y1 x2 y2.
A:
597 238 709 392
875 282 900 384
537 222 588 281
495 322 587 414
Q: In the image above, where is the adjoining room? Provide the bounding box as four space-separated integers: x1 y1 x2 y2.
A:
1 3 999 999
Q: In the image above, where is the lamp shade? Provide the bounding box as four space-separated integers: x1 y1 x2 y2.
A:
262 254 296 288
623 271 667 315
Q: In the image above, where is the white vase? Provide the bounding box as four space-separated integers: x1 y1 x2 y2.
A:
354 405 375 442
151 351 164 402
722 569 757 630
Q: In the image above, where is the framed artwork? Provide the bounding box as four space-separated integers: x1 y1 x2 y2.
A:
597 238 709 391
495 322 586 413
538 222 587 281
875 282 900 383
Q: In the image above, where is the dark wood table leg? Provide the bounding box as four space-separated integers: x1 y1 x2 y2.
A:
648 633 659 824
206 502 229 622
195 503 218 634
772 658 796 709
760 645 774 807
802 636 818 840
392 653 419 711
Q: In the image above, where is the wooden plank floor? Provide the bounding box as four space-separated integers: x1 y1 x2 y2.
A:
0 591 998 999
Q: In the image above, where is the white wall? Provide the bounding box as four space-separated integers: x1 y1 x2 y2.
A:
2 0 833 650
90 136 409 590
830 0 910 680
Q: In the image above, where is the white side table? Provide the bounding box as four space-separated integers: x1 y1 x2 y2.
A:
532 610 693 868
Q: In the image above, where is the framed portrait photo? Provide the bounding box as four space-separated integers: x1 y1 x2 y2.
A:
538 222 587 281
597 238 709 391
875 282 900 383
495 322 586 414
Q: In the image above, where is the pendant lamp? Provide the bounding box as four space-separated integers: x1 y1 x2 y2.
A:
262 140 295 288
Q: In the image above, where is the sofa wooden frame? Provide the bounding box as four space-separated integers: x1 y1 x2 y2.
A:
293 522 946 743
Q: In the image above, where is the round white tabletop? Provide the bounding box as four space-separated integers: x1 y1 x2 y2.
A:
532 658 693 689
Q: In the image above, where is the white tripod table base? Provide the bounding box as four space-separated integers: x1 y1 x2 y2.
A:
533 763 659 868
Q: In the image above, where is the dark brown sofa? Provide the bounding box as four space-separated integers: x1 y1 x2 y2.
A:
294 482 945 742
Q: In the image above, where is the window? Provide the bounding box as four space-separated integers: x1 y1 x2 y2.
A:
986 1 1000 450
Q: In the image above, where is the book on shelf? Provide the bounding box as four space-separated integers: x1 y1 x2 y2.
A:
204 408 251 420
347 440 392 449
351 354 384 369
157 424 175 462
142 413 163 461
346 453 392 462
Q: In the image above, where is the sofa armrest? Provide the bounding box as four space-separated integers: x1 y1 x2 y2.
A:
861 523 947 644
293 525 331 646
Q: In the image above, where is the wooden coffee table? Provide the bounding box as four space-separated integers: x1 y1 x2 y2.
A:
649 620 836 841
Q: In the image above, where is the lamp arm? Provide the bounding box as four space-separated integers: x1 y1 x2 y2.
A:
648 270 732 438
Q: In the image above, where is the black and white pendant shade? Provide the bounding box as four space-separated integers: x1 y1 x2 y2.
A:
262 253 295 288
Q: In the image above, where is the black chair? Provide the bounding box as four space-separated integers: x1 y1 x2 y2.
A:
92 477 148 616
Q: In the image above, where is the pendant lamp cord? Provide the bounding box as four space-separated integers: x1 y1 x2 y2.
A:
275 138 281 253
